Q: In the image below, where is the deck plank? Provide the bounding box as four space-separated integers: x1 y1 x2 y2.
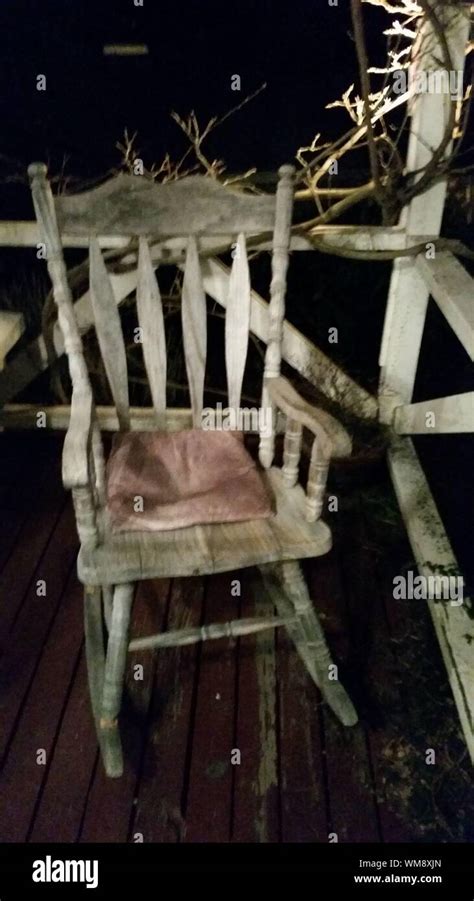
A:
0 449 65 639
0 567 83 842
28 650 97 843
277 620 328 842
183 572 238 843
0 503 78 765
232 569 280 843
308 548 380 843
79 579 169 843
132 577 204 843
348 503 410 843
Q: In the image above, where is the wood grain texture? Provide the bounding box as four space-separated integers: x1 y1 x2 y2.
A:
89 238 130 430
99 582 135 777
183 572 237 842
1 403 286 434
55 173 276 237
0 462 67 641
181 236 207 427
128 614 295 651
265 375 352 458
282 418 302 487
131 578 203 843
260 166 295 468
80 579 169 842
0 563 83 842
29 651 97 842
77 468 332 585
277 612 328 842
378 5 470 421
62 389 93 489
416 252 474 361
0 311 24 370
136 237 167 425
225 233 250 411
231 570 279 842
260 561 357 727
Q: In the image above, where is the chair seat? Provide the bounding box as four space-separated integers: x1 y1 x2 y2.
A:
105 429 274 532
78 468 332 585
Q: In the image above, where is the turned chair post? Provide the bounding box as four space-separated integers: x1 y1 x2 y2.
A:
259 165 295 469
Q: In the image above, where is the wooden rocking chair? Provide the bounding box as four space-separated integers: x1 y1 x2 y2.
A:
29 162 357 778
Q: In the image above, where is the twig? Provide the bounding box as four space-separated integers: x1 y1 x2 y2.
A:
351 0 387 214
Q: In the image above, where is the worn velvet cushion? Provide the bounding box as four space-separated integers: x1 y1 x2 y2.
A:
106 429 274 532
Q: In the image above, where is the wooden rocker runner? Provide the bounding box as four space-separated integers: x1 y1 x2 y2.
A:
29 161 357 778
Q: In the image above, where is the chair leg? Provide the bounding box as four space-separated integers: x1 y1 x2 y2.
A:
259 561 358 727
101 585 113 632
84 585 106 729
100 583 134 777
84 583 134 778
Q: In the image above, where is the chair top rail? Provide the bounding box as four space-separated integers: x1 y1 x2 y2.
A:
50 170 277 237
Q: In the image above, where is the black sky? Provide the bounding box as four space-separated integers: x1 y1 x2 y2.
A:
0 0 388 187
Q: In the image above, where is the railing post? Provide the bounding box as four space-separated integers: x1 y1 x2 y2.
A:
378 1 470 424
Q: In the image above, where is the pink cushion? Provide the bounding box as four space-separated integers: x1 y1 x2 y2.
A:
106 429 274 532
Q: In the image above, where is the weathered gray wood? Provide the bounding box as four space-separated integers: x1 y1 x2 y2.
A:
388 435 474 762
77 467 333 585
0 218 411 252
264 376 349 522
71 485 98 550
0 312 24 370
129 614 297 652
181 236 207 427
306 447 329 524
100 582 134 778
394 392 474 435
84 585 106 729
62 388 93 489
378 5 470 423
89 238 130 430
84 584 121 773
0 403 287 433
101 585 113 633
0 256 377 421
260 561 357 726
265 375 352 457
55 173 276 237
0 404 190 431
260 165 295 468
28 164 91 394
416 253 474 362
26 162 360 780
282 418 302 487
225 233 251 411
91 421 106 508
136 237 167 425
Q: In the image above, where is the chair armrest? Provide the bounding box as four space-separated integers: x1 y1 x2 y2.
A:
62 388 94 489
264 376 352 458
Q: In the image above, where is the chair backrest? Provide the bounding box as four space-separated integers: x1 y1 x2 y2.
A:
28 164 295 441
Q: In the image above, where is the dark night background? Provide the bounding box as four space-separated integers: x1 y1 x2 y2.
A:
0 0 472 587
0 0 393 198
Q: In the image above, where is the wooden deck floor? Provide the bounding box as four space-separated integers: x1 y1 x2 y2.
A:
0 432 471 844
